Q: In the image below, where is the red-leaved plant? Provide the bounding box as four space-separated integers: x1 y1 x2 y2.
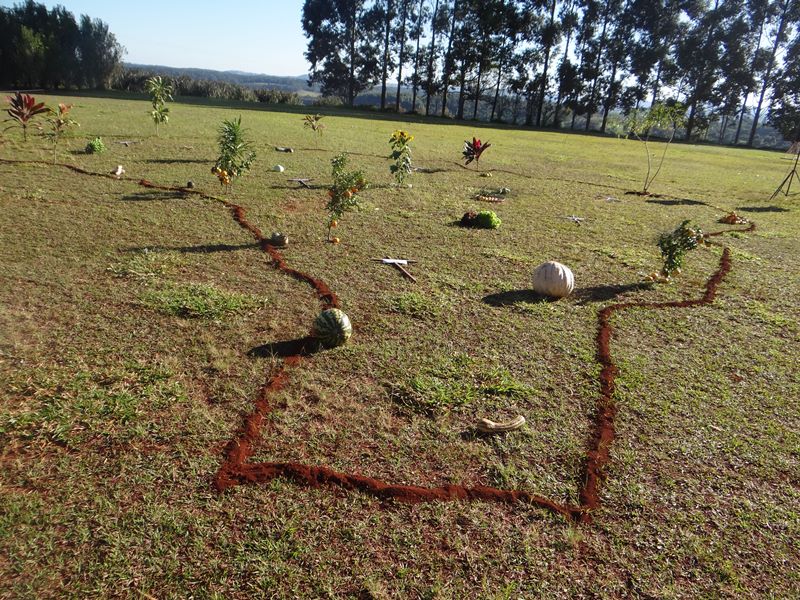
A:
4 92 49 141
462 137 491 169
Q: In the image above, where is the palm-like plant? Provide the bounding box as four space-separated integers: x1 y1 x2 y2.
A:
303 114 326 136
462 137 491 169
4 92 49 141
213 117 256 192
145 76 174 135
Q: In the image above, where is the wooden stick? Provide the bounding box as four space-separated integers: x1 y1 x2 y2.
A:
393 263 417 282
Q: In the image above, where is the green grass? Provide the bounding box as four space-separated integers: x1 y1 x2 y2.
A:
1 92 798 598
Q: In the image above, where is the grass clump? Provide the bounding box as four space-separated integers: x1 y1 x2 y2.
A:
141 282 260 319
387 292 442 319
107 249 176 280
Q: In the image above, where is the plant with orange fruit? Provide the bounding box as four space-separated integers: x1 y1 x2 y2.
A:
213 116 255 192
325 153 367 242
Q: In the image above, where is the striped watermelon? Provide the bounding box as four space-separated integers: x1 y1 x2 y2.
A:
532 261 575 298
313 308 352 348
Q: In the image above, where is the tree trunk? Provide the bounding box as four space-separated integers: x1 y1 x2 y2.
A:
472 61 483 119
748 0 790 147
441 0 459 118
600 57 619 133
585 0 611 131
457 64 468 119
536 0 557 127
410 0 425 112
381 0 394 110
425 0 440 116
348 6 357 106
685 100 697 141
395 0 408 111
490 56 504 121
553 21 574 129
734 10 766 144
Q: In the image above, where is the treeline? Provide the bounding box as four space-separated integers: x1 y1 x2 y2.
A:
302 0 800 144
0 0 123 89
112 68 303 105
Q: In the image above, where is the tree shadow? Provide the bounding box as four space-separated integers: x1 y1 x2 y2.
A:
248 336 322 359
644 197 709 206
121 190 186 201
482 289 557 306
736 205 790 213
121 242 258 254
571 282 654 305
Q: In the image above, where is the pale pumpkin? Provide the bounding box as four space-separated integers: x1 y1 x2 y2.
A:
532 261 575 298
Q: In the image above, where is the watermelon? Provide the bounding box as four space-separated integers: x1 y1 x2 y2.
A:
313 308 352 348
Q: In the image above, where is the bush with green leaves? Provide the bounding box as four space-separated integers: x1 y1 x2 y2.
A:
461 210 501 229
145 76 173 135
389 129 414 185
212 116 256 192
85 137 106 154
658 220 704 278
626 102 687 194
303 114 326 136
326 153 367 242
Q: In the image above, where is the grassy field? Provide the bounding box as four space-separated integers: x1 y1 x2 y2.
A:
1 93 798 599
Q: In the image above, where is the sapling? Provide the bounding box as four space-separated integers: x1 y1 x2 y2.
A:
656 220 704 279
389 129 414 185
626 102 686 194
44 103 79 164
326 153 367 242
4 92 48 141
303 114 326 136
212 117 256 192
145 76 173 136
462 137 491 170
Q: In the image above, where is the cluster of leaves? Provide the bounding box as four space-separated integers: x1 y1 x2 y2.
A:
658 220 704 278
44 103 79 163
145 76 173 135
461 210 501 229
303 114 326 136
326 153 367 241
85 136 106 154
4 92 49 141
462 137 491 168
389 129 414 185
213 117 256 191
626 102 687 193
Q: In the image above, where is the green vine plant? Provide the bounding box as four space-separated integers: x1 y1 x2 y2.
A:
4 92 49 141
625 102 687 195
326 153 367 243
212 117 256 193
303 114 326 136
651 219 705 280
389 129 414 186
44 103 79 164
145 76 173 136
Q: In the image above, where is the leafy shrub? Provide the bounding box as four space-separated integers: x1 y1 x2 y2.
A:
389 129 414 185
326 153 367 241
145 75 173 135
85 137 106 154
303 113 326 136
4 92 49 141
658 220 704 277
462 137 491 168
213 116 256 191
44 103 79 163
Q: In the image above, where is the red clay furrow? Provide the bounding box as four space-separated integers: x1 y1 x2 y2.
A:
8 158 756 524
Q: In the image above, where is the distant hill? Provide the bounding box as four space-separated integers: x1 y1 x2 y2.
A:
123 63 318 93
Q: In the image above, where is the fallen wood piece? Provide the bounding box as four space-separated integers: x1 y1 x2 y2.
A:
393 263 417 282
477 415 525 434
476 194 505 203
275 146 295 153
562 215 585 225
372 257 417 282
288 178 313 188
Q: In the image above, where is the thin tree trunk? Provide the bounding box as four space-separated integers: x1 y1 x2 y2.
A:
410 0 425 112
425 0 440 116
491 56 504 121
650 60 663 106
600 58 619 132
381 0 394 110
734 11 766 144
457 64 468 119
748 0 789 147
553 20 574 128
441 0 459 118
472 61 483 119
348 7 357 106
585 0 611 131
395 1 409 111
536 0 557 127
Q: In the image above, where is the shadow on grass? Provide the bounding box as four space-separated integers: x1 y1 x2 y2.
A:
248 336 321 359
121 242 258 254
736 205 790 213
571 282 654 305
143 158 210 164
482 289 556 306
644 197 709 207
121 190 187 201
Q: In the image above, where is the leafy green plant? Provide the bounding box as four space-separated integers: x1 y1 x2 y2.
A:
326 153 367 242
4 92 49 141
462 137 491 169
303 113 326 136
626 102 687 194
212 116 256 192
44 103 79 164
85 137 106 154
461 210 501 229
389 129 414 185
657 220 704 278
145 76 173 136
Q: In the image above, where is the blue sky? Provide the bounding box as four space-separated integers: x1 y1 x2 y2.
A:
1 0 311 76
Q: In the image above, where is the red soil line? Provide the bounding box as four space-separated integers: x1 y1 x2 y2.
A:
579 245 735 524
